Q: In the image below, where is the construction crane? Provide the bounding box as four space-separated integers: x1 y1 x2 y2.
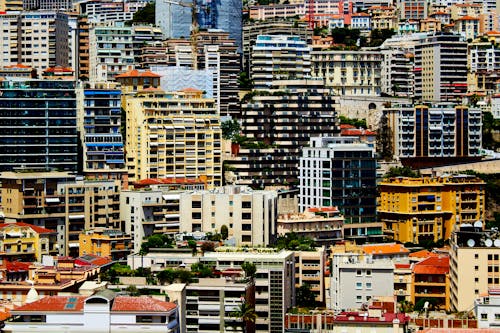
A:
164 0 199 69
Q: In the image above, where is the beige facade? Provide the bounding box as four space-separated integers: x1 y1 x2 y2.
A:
295 247 327 304
311 50 382 96
179 186 277 247
123 88 222 187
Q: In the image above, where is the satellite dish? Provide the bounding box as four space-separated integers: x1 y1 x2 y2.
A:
467 239 475 247
485 239 493 247
474 220 483 229
494 239 500 248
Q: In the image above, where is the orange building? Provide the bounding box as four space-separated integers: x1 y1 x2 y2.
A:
412 256 450 311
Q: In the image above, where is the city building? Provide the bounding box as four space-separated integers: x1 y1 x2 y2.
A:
311 49 382 96
79 228 132 260
394 263 412 303
379 175 486 243
330 253 395 311
454 16 480 40
0 222 57 262
76 15 90 81
0 171 122 256
179 185 278 247
0 78 78 172
380 48 414 97
89 22 134 82
201 249 295 333
232 81 340 188
412 255 450 311
450 225 500 312
242 19 312 72
155 0 242 51
185 278 255 333
383 104 482 167
251 35 311 90
398 0 427 20
277 207 344 246
468 42 500 94
121 85 222 186
78 82 127 183
414 33 468 102
362 243 410 262
369 6 398 30
294 247 327 304
299 137 377 224
474 289 500 328
4 290 179 332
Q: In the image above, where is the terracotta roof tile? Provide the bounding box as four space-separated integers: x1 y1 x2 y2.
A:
112 296 177 312
13 296 86 312
413 256 449 275
0 310 10 321
0 222 55 234
362 243 409 255
409 249 439 258
115 69 161 79
5 261 31 272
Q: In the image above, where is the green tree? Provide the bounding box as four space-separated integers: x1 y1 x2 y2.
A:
157 268 176 285
220 224 229 240
187 239 197 255
177 269 193 284
221 119 241 141
384 166 420 178
191 262 214 278
129 2 155 25
399 300 414 313
241 262 257 280
125 285 140 296
275 232 315 251
200 241 215 254
377 112 393 161
296 284 317 308
331 27 360 46
231 302 257 333
238 71 253 89
482 112 500 150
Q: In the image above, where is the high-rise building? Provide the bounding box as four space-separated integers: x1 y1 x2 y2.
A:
378 175 486 243
251 35 311 90
383 104 482 167
450 224 500 312
121 85 222 187
78 82 127 183
0 78 78 172
201 249 295 333
414 33 467 102
155 0 242 51
299 137 377 224
380 48 414 97
179 185 278 247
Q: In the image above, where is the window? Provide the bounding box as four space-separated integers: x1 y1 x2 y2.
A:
481 313 488 320
242 235 251 242
356 295 362 302
495 313 500 320
366 270 371 276
192 201 201 209
475 266 479 271
366 282 372 289
242 212 252 220
356 270 362 276
356 282 362 289
192 212 201 219
475 254 479 259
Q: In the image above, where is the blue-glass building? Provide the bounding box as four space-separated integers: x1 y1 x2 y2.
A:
0 79 78 171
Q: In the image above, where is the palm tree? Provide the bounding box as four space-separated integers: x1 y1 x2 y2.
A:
230 302 257 333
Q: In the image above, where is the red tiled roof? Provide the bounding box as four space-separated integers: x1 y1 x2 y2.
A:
340 124 356 129
0 310 10 321
112 296 177 312
456 15 479 21
0 222 55 234
13 296 86 312
4 63 31 69
409 249 439 258
341 129 377 136
363 243 409 255
134 177 206 186
5 261 31 272
486 30 500 35
306 206 340 213
44 66 73 73
395 263 411 269
287 312 410 325
75 254 112 267
413 256 449 275
115 69 161 78
181 87 203 93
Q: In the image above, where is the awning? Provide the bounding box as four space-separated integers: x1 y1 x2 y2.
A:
68 243 79 248
198 304 219 311
6 231 22 237
46 197 60 203
164 214 180 218
68 214 85 219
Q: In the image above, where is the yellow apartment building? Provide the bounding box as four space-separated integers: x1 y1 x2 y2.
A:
79 228 132 260
123 88 222 187
378 175 485 243
0 222 57 262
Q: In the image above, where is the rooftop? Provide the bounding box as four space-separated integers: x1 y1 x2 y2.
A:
413 256 449 275
362 243 409 255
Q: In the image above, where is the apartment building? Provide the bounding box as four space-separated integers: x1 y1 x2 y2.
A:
79 228 132 260
277 207 344 246
251 35 311 90
242 19 312 72
394 263 412 303
232 81 340 188
295 247 327 304
383 104 482 166
468 42 500 94
369 6 398 30
185 278 254 333
78 82 126 183
412 256 450 311
454 16 480 40
450 225 500 312
89 22 134 82
311 49 382 96
398 0 427 20
76 15 90 80
0 78 78 172
378 175 486 243
179 185 277 247
474 289 500 328
414 33 468 102
5 291 179 333
0 171 121 256
380 48 414 97
330 253 394 311
299 137 377 224
121 86 222 186
0 222 57 262
121 179 205 252
201 249 295 333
